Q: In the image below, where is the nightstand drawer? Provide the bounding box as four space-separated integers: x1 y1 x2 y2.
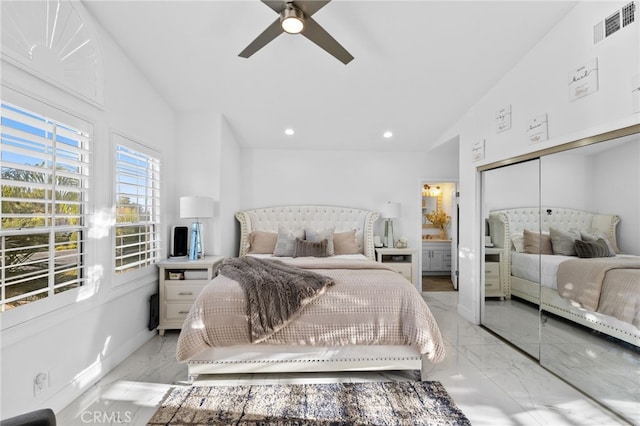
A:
165 303 193 320
485 262 500 278
391 263 412 280
485 278 500 290
165 284 205 301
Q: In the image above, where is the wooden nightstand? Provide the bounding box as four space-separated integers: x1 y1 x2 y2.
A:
484 247 505 299
375 248 417 283
156 255 224 335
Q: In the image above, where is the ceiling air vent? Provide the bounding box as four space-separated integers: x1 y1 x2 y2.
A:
594 2 637 43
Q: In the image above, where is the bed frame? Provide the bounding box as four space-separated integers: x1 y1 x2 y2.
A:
488 207 640 346
186 205 429 380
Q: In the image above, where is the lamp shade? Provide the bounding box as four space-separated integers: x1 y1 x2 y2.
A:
380 202 400 219
180 196 214 219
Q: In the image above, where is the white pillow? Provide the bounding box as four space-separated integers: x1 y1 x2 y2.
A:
305 228 335 256
511 233 525 253
273 227 304 257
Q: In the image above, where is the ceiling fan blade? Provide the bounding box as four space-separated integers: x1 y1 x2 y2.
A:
293 0 331 17
301 17 354 64
239 18 283 58
261 0 287 14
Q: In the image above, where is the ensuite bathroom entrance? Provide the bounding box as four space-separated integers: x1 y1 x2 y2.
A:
420 181 458 291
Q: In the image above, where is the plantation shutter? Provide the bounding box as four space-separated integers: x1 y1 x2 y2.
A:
1 101 90 311
114 141 161 274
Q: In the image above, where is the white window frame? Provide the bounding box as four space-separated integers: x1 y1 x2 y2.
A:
113 132 161 286
1 90 92 322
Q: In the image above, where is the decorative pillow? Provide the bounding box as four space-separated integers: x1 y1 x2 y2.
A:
247 231 278 254
511 233 525 253
273 227 305 257
549 227 580 256
523 229 553 255
305 228 335 256
574 238 614 258
333 230 358 255
581 230 617 255
293 238 328 258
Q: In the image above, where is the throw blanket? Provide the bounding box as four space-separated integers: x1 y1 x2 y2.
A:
176 257 445 363
217 257 335 343
557 257 640 326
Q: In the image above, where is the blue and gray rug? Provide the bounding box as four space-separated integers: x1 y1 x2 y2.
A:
148 381 471 425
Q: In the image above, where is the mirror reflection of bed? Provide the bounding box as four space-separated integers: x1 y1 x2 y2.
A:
480 128 640 425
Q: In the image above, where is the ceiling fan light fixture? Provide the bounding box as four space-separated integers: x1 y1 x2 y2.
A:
281 4 304 34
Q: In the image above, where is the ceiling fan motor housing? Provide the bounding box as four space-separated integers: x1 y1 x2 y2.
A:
281 3 305 34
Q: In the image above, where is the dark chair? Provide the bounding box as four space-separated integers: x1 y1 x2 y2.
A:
0 409 56 426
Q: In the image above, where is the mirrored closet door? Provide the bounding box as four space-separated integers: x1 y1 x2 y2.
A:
538 133 640 424
480 125 640 424
481 159 541 359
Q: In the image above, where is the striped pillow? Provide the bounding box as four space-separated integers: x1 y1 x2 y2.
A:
293 238 328 258
574 238 613 258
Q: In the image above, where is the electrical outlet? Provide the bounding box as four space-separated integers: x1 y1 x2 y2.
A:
33 372 49 396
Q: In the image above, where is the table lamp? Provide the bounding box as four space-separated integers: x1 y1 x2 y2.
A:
380 201 400 248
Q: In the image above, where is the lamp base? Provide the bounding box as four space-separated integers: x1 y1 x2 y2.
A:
384 219 394 248
189 222 204 260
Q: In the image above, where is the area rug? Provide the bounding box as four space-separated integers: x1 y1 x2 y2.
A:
148 381 471 425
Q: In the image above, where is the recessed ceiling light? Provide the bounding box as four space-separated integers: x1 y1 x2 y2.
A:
285 128 295 136
383 131 393 138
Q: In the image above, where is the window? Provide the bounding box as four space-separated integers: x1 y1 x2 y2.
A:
1 101 90 312
114 138 160 276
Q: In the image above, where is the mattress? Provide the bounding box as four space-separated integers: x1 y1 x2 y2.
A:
511 252 639 290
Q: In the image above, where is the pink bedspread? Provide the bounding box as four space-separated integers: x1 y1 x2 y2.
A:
175 257 445 363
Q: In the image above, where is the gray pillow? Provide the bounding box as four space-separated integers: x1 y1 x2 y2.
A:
574 238 613 258
305 228 335 255
581 230 617 255
293 238 328 257
549 228 580 256
273 227 304 257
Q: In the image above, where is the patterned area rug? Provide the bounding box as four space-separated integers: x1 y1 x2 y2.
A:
148 381 471 425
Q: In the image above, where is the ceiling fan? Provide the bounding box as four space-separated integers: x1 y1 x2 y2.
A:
239 0 354 65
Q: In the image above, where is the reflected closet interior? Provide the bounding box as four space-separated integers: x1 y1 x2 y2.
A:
480 125 640 425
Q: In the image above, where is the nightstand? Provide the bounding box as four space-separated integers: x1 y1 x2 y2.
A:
484 247 505 299
156 255 224 335
375 248 417 283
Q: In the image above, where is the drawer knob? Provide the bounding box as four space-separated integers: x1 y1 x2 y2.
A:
178 310 190 315
178 292 193 296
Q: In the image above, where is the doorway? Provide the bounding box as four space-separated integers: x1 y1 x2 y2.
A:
420 180 458 291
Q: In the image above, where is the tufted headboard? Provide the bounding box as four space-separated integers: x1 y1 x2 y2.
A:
488 207 620 251
487 207 621 296
235 205 380 260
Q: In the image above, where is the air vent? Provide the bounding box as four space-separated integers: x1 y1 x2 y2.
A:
594 2 637 44
605 10 621 36
623 1 636 26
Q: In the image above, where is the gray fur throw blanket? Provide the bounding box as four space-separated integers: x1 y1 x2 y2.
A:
217 257 335 343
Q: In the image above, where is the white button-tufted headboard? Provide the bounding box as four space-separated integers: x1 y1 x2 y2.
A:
488 207 620 251
235 205 380 260
487 207 621 296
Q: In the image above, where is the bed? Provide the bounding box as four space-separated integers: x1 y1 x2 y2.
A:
175 205 445 381
488 207 640 347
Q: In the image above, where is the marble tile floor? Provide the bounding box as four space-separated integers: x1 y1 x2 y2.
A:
57 292 630 425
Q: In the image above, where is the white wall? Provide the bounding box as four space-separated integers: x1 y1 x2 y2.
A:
0 3 176 418
437 1 640 323
590 138 640 254
173 112 243 258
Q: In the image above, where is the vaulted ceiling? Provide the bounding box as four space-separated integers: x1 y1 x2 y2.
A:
83 1 577 151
